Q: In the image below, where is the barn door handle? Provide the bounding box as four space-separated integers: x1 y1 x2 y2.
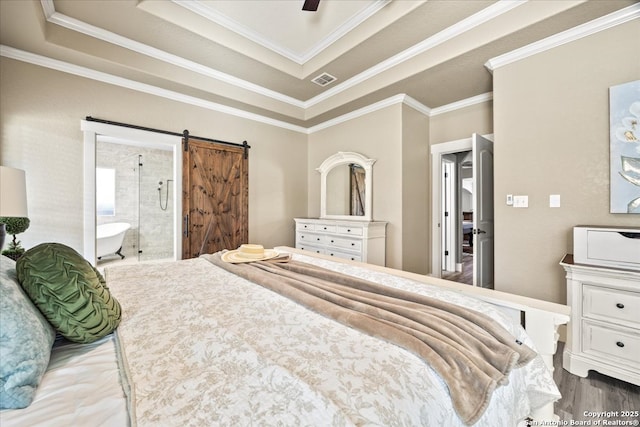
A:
183 215 189 237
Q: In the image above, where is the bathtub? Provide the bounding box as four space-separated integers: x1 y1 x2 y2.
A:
96 222 131 259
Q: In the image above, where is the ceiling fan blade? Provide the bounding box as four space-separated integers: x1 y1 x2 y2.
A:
302 0 320 11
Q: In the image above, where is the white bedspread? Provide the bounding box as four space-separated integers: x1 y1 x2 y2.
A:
106 254 560 426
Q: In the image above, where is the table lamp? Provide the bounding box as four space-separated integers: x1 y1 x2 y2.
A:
0 166 29 251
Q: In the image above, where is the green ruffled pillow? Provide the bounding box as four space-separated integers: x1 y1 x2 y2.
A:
16 243 121 344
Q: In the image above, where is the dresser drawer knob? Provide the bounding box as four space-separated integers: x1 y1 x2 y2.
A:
616 303 625 309
616 341 625 348
351 243 355 246
331 240 334 243
317 238 320 241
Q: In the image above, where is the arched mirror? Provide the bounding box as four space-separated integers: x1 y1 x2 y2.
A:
317 152 375 221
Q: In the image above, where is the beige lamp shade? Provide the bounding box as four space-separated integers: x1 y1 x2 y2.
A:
0 166 29 217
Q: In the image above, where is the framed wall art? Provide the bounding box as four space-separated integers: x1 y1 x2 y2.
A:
610 80 640 213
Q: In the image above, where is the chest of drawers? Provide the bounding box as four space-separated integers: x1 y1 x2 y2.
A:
293 218 387 266
560 254 640 385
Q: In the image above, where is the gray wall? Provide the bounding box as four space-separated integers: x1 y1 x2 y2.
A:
0 58 308 254
493 20 639 303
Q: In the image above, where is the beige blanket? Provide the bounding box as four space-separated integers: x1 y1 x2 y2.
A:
204 253 537 425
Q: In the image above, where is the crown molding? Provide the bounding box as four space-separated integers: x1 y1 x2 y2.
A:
299 0 390 64
0 45 307 134
172 0 304 64
173 0 390 66
39 0 305 109
307 94 431 134
485 3 640 71
35 0 636 122
403 95 432 116
39 0 55 17
0 45 428 135
0 44 497 137
304 0 524 108
38 0 517 114
306 92 495 133
429 92 493 116
307 96 399 133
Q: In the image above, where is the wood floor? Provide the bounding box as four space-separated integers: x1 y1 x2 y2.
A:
553 341 640 422
441 252 473 285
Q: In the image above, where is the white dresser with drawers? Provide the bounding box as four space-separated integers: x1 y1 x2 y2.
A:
294 218 387 266
560 254 640 385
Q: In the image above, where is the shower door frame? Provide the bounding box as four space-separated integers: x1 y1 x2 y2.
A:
82 120 183 265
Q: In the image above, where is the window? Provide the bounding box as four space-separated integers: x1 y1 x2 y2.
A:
96 167 115 216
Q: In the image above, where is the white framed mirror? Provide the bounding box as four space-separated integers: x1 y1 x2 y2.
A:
317 152 375 221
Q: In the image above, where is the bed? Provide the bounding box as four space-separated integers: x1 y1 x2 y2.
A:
463 221 473 246
0 245 570 426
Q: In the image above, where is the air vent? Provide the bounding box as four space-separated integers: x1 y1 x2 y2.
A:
311 72 337 87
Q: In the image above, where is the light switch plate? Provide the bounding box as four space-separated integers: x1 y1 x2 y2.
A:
513 195 528 208
550 194 560 207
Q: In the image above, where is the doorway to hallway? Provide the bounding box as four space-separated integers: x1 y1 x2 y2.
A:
430 133 494 288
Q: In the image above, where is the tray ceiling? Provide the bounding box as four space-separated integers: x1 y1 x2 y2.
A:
0 0 637 130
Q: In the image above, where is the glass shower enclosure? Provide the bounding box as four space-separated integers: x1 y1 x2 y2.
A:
96 140 174 263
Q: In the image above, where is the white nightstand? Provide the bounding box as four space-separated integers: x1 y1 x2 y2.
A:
560 254 640 386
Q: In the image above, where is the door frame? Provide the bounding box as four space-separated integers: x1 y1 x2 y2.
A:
82 120 183 265
441 155 456 272
430 134 493 279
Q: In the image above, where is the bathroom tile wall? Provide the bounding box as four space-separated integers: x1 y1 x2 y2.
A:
97 141 174 261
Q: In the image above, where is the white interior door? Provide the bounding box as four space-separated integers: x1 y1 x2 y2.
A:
472 133 494 288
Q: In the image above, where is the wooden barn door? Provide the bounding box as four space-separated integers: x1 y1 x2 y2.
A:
182 138 248 259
